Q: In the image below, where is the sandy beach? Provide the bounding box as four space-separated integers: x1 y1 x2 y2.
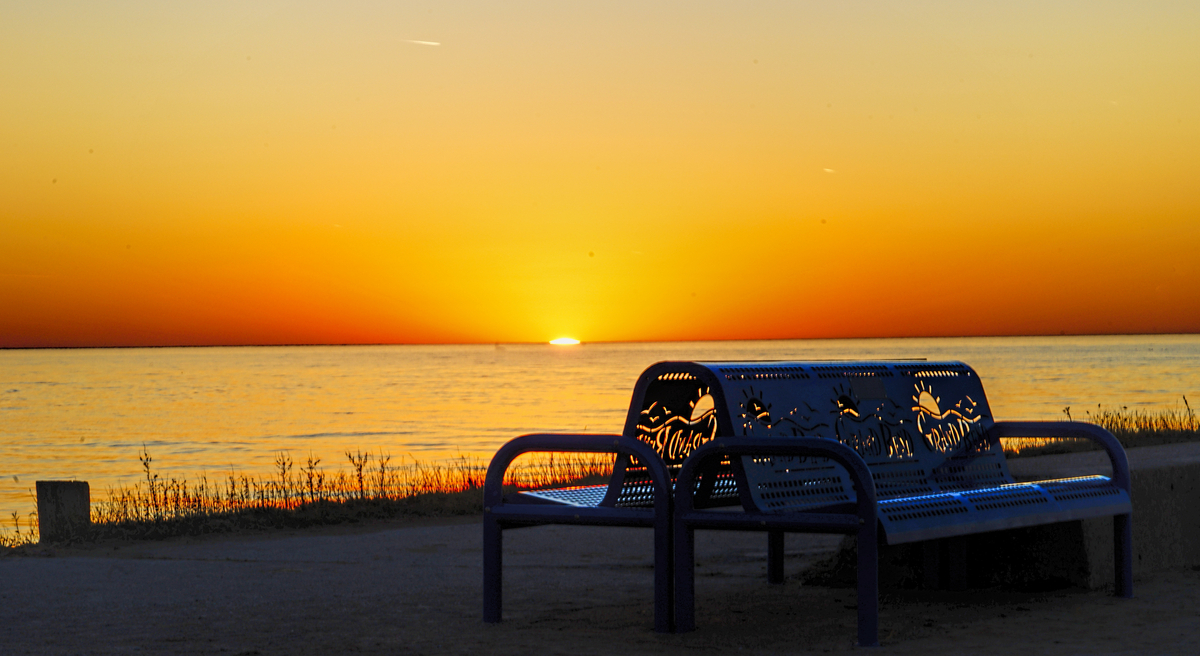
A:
3 511 1198 655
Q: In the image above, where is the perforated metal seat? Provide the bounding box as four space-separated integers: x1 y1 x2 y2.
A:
877 475 1127 542
518 484 610 507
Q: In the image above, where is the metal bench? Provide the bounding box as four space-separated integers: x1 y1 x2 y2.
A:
666 360 1133 646
482 433 673 631
482 361 748 632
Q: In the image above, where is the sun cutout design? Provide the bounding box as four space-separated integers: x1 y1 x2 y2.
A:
636 386 719 461
911 381 984 453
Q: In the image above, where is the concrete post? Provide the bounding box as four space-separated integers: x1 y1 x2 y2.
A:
36 481 90 543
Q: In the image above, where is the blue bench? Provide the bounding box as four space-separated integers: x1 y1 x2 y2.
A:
482 360 748 632
482 360 1133 642
666 360 1133 647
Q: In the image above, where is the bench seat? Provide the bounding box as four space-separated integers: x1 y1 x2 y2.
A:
747 455 1131 544
877 474 1129 543
516 484 611 507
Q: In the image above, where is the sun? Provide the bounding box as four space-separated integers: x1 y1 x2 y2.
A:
549 337 581 345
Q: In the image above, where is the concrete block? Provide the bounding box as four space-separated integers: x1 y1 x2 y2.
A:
1126 463 1200 575
36 480 90 543
1020 443 1200 587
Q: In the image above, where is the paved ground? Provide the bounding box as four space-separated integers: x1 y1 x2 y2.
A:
3 514 1198 655
4 443 1199 654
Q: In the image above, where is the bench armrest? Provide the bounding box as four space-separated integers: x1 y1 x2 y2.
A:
483 433 673 513
675 438 878 521
988 421 1131 493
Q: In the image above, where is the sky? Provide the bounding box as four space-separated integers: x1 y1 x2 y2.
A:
3 1 1199 347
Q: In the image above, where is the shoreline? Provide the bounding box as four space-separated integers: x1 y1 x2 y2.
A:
6 334 1199 524
7 431 1199 549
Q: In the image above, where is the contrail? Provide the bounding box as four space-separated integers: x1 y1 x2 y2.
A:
406 40 441 46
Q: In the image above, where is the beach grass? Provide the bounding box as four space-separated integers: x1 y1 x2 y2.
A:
0 448 613 548
1000 396 1198 457
4 399 1197 548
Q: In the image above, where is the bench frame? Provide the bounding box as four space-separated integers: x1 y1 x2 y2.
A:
673 421 1133 647
675 438 880 645
482 433 675 632
481 360 1134 644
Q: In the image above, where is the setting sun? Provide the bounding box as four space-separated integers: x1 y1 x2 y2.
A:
549 338 581 346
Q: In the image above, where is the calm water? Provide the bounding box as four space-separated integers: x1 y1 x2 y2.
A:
2 335 1199 520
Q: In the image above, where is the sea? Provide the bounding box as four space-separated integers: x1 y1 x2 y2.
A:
2 334 1199 521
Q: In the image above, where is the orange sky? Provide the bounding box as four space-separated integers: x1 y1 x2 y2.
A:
3 2 1199 347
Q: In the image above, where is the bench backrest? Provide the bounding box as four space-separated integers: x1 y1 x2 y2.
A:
610 360 1010 509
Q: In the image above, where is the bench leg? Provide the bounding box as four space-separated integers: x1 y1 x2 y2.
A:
654 513 674 633
1115 512 1133 598
921 540 941 589
483 515 503 623
857 523 880 648
674 523 696 632
767 530 785 584
946 536 968 592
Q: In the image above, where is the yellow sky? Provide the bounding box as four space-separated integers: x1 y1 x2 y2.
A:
3 1 1199 347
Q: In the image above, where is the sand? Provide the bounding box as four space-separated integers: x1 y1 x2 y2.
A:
3 515 1198 655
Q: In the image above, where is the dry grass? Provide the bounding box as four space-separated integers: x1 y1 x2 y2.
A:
5 399 1197 548
1001 396 1199 457
1 511 38 549
1 447 613 548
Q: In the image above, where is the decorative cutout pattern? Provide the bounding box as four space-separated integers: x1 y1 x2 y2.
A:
911 381 986 453
621 361 1130 542
636 386 719 462
694 361 1004 515
738 386 827 436
832 383 917 460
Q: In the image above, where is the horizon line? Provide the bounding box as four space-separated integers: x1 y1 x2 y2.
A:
2 331 1196 351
